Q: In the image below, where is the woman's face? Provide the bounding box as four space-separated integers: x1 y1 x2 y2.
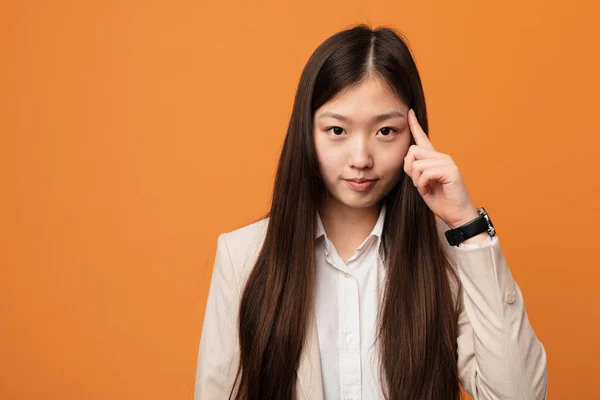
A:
313 74 411 209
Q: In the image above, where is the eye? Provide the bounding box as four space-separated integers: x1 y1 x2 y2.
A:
377 127 397 137
326 126 345 136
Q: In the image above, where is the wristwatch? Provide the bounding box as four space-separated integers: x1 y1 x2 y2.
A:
445 207 496 247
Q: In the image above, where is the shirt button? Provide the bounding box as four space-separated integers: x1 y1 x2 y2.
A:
344 272 351 278
505 291 516 304
346 334 353 342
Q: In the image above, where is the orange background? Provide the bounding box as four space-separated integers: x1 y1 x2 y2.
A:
1 1 599 399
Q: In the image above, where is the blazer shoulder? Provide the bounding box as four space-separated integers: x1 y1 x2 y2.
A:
220 216 269 285
435 216 467 270
435 217 453 252
434 217 462 303
435 215 451 233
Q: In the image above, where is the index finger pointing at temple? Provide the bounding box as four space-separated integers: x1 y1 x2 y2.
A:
408 109 435 150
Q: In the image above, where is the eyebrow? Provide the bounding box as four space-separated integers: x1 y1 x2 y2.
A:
317 111 405 123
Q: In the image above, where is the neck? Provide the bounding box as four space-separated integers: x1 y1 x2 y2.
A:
318 195 381 254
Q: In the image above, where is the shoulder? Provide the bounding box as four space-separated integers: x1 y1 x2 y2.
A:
218 216 269 285
435 216 450 233
434 217 454 255
434 217 463 301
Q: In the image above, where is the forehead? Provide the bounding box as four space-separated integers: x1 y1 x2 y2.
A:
316 75 406 117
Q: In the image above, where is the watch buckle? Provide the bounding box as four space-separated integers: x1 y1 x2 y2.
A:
445 229 465 247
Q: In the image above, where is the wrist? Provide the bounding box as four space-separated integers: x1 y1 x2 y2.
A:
444 206 496 247
447 207 480 229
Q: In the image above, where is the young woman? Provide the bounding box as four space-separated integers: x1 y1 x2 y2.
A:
194 25 548 400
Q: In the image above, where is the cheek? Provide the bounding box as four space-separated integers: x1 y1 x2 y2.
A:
315 143 345 177
378 142 409 174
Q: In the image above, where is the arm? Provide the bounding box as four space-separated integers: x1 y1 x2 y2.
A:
194 233 241 400
453 234 548 399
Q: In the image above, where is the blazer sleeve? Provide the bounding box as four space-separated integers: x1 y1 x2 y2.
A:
453 234 548 399
194 233 241 400
458 233 493 249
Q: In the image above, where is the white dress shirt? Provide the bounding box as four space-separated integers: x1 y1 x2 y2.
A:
313 204 495 400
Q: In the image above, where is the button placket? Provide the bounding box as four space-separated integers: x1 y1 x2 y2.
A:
339 272 361 399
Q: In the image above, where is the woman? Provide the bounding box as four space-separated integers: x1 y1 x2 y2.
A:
195 24 548 400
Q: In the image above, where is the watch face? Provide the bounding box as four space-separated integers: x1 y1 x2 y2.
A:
478 207 496 236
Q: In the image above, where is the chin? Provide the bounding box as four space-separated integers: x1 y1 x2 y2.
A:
335 192 381 209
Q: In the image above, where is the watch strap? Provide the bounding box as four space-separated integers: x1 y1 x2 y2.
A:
445 212 490 247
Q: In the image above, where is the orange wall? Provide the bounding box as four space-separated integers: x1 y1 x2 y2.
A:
1 1 599 398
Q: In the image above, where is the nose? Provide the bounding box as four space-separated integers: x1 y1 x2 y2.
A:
348 135 373 170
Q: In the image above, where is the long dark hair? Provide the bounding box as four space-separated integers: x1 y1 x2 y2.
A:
232 24 463 400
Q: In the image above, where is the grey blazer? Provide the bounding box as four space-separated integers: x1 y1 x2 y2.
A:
194 217 548 399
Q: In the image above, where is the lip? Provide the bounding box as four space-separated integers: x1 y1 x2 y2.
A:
347 178 376 183
345 179 377 191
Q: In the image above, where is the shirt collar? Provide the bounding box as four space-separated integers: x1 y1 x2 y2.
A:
315 203 387 257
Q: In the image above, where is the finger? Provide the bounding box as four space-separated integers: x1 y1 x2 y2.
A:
410 158 453 190
403 145 449 175
413 158 454 171
416 163 461 195
416 166 447 196
408 109 435 150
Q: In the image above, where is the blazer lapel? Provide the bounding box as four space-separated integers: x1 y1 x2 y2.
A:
296 309 324 400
